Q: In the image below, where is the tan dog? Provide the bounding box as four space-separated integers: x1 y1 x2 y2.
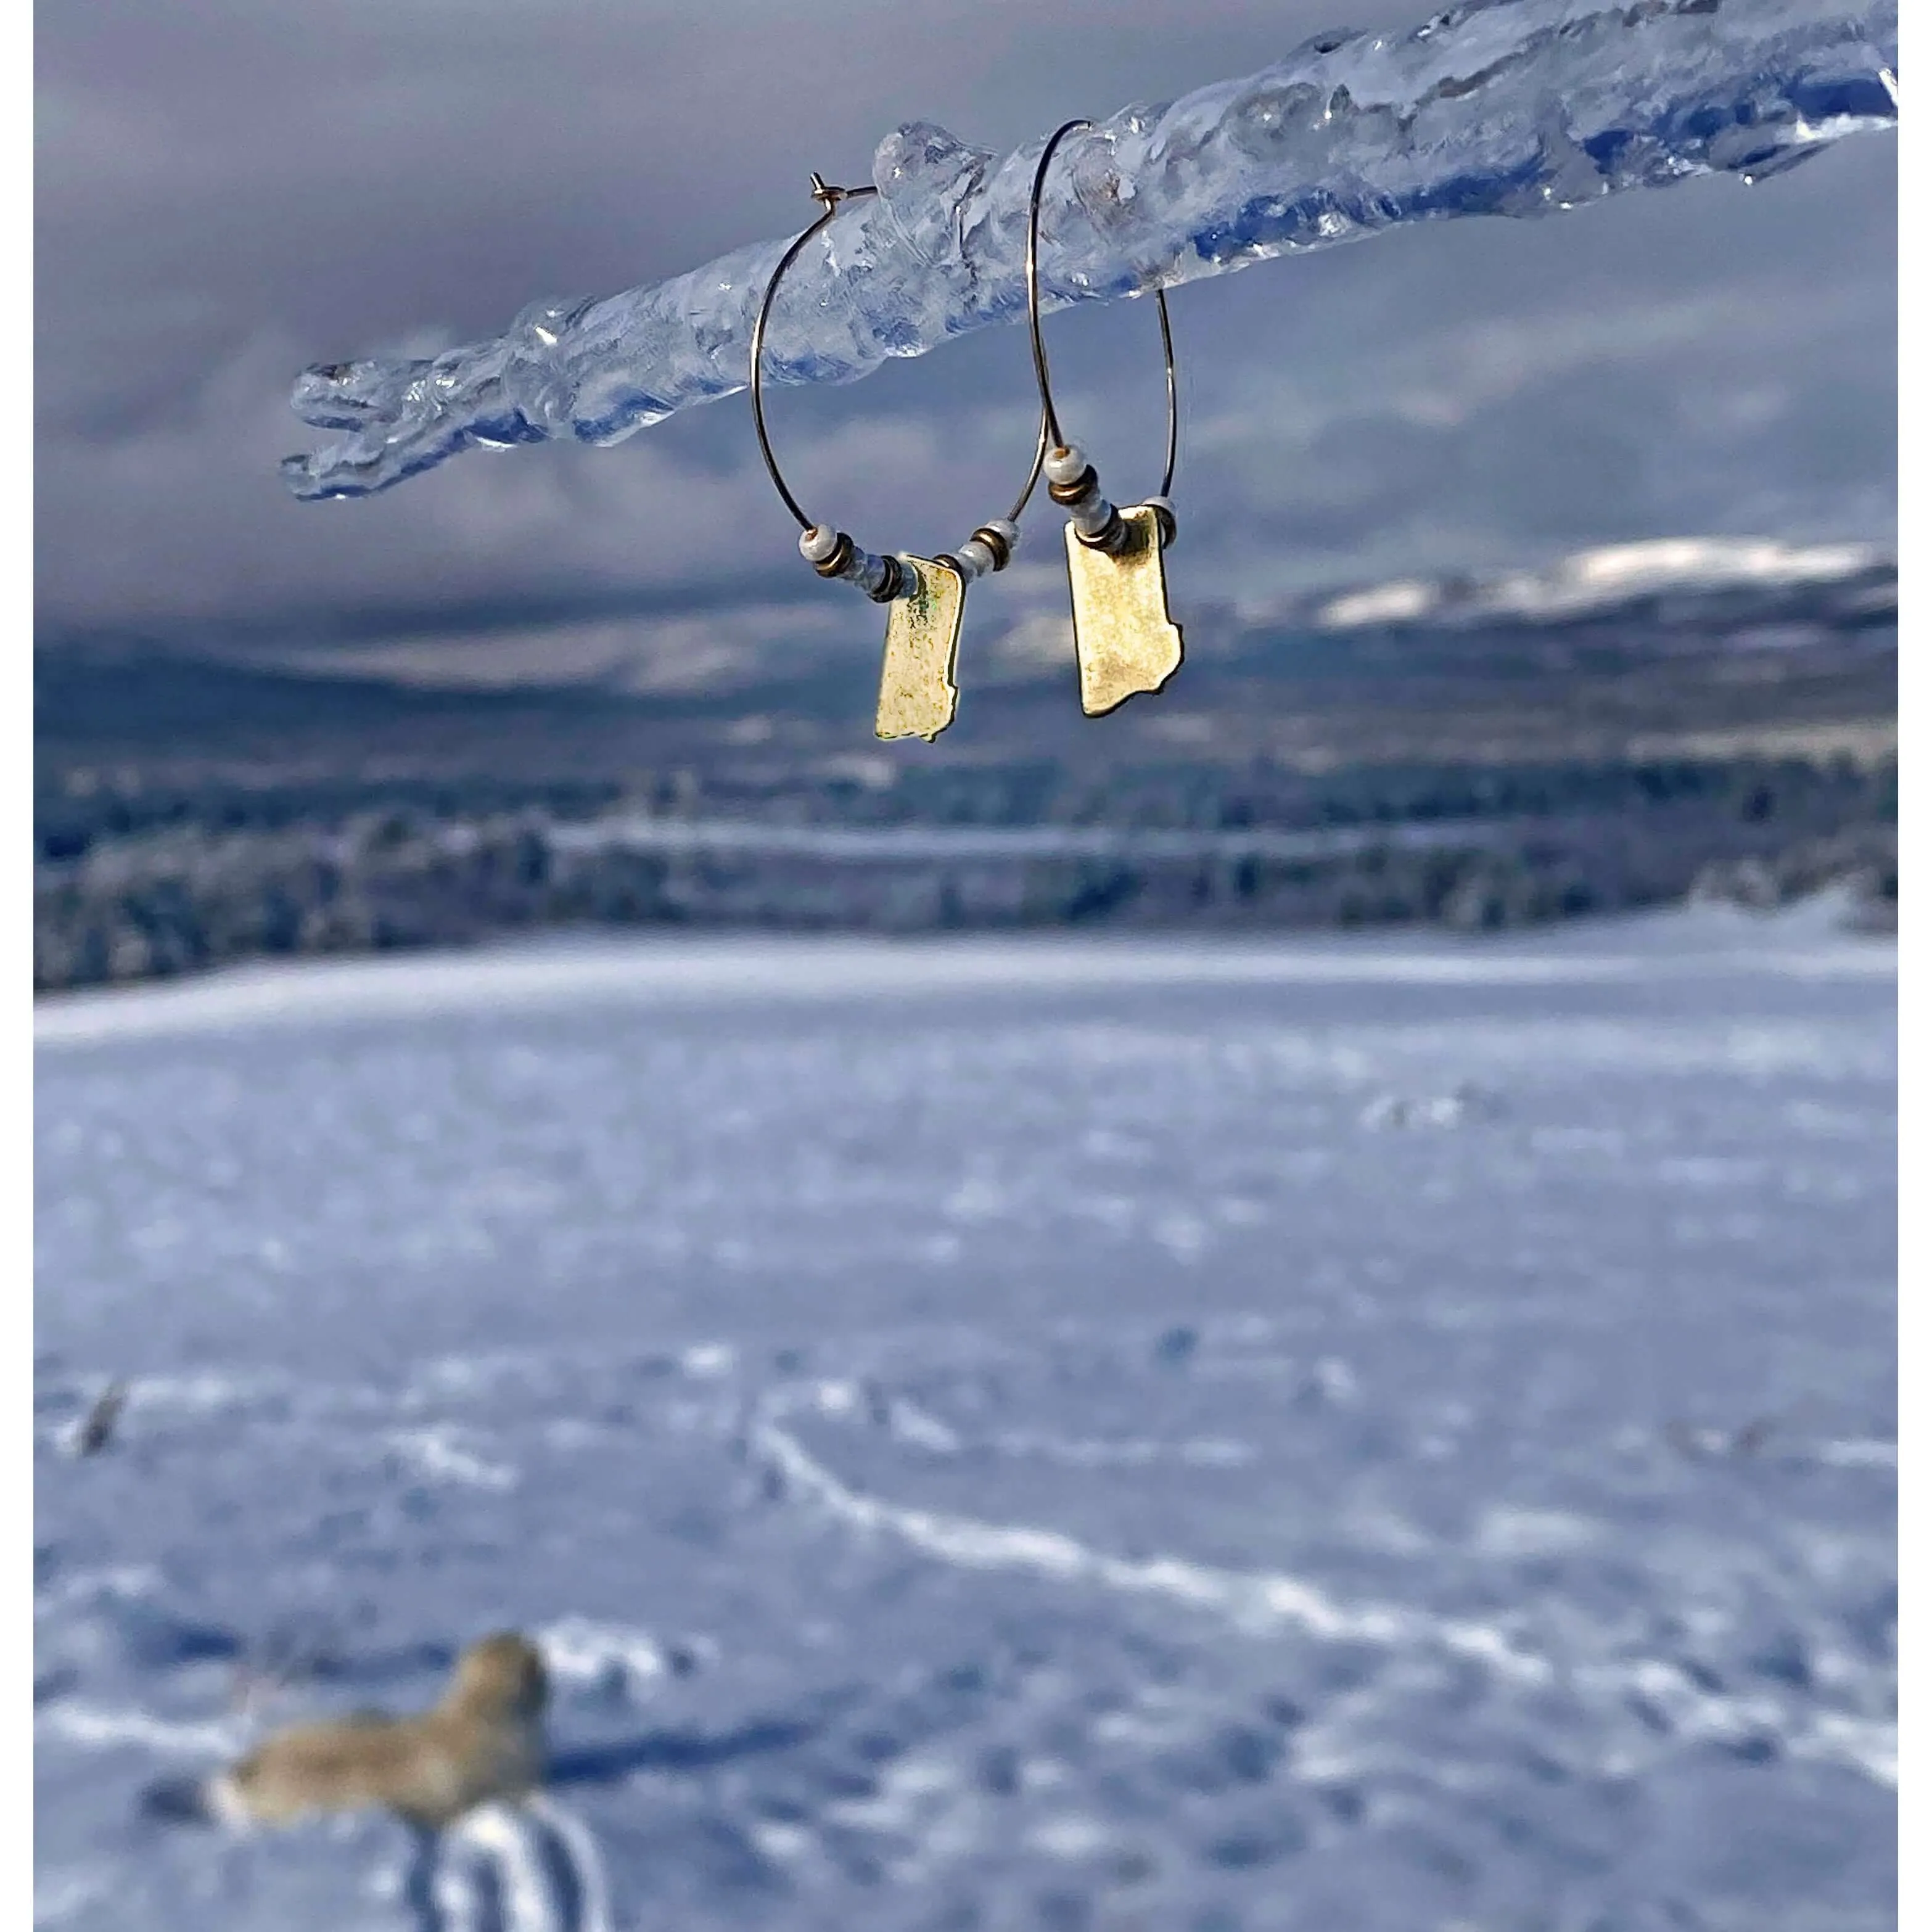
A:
210 1632 548 1831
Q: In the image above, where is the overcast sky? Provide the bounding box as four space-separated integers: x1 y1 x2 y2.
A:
36 0 1896 694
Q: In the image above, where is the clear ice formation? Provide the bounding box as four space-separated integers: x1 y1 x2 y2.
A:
283 0 1897 501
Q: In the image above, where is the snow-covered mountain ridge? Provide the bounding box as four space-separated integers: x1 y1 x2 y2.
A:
1296 537 1894 635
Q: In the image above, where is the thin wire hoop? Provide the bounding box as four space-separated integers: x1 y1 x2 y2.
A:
749 175 1048 536
1025 120 1178 501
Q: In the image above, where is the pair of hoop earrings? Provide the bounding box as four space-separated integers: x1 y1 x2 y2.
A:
749 121 1185 742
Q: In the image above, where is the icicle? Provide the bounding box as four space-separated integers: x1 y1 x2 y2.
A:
282 0 1897 502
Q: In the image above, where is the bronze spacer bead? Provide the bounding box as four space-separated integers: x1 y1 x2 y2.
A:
971 525 1012 572
811 530 856 580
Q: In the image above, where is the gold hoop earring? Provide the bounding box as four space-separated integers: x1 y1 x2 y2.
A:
751 175 1048 743
1025 121 1185 717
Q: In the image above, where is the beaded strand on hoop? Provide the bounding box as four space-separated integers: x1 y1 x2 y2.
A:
749 173 1048 741
1023 120 1186 717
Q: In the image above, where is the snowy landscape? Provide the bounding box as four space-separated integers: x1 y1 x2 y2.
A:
35 898 1896 1930
35 0 1897 1918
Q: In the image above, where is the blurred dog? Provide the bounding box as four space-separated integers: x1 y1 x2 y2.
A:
206 1632 548 1831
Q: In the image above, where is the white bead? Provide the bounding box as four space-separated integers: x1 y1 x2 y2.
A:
1070 493 1114 538
982 517 1021 557
953 537 996 580
1043 444 1089 487
799 524 841 564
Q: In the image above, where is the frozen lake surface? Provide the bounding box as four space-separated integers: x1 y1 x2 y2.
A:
35 903 1896 1931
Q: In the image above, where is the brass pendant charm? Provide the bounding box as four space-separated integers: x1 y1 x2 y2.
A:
874 555 966 742
1065 505 1185 717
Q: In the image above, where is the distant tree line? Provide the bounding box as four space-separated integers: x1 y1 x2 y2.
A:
34 754 1896 993
36 747 1894 861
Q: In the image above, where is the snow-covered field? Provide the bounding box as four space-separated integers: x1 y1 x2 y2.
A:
35 903 1896 1931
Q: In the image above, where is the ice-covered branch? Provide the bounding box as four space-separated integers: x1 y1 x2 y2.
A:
283 0 1897 501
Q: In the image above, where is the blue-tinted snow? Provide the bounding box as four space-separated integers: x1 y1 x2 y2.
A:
35 900 1895 1930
